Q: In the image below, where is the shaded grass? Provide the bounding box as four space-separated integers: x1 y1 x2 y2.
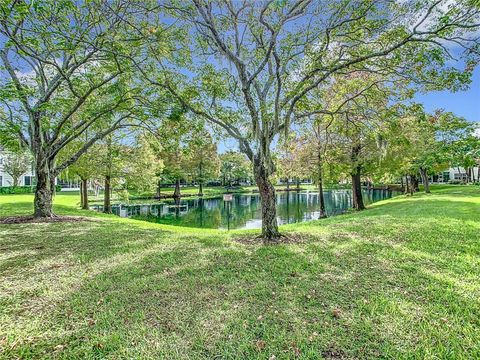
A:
0 185 479 359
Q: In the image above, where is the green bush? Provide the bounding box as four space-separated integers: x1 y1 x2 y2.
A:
0 186 35 194
0 185 62 194
448 180 465 185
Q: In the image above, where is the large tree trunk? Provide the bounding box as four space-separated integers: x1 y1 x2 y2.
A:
173 178 181 198
81 178 89 209
351 165 365 210
13 177 18 187
254 158 280 243
198 182 204 197
33 157 55 218
104 175 111 213
410 174 419 192
419 168 430 193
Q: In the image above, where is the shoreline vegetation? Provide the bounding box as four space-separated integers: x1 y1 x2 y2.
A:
1 185 479 358
85 184 405 204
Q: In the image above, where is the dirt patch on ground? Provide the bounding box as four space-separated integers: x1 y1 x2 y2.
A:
231 232 308 245
0 215 93 225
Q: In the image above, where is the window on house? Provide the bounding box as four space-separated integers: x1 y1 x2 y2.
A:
24 175 34 186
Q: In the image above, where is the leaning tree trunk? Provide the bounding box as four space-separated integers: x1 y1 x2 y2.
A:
173 179 181 198
33 155 55 218
104 175 112 214
351 165 365 211
254 158 280 243
419 168 430 193
81 178 89 209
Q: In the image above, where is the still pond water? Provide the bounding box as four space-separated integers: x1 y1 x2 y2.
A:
92 189 398 230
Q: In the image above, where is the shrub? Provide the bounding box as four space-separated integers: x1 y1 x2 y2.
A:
448 180 465 185
0 185 62 194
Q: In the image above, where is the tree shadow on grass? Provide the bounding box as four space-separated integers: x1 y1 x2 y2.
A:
2 218 479 359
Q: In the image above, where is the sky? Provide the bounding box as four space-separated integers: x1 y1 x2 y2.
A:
218 67 480 153
415 66 480 122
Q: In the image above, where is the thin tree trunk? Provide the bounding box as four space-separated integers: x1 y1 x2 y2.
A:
296 178 300 191
351 165 365 210
33 156 54 218
405 175 410 194
198 182 203 197
173 178 181 198
400 176 404 192
317 151 327 218
254 158 280 243
104 175 111 213
350 144 365 211
156 180 161 198
81 178 89 209
286 178 290 191
419 168 430 193
80 180 84 208
318 179 327 219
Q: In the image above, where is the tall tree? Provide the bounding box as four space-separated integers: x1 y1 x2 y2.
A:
138 0 480 242
276 133 302 191
219 151 252 187
0 0 138 217
186 129 220 196
124 133 164 193
61 144 99 210
2 150 31 187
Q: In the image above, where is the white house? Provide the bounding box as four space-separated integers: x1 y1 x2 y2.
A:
438 166 480 183
0 149 35 187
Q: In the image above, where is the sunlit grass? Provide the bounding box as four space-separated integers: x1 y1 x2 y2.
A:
0 185 479 359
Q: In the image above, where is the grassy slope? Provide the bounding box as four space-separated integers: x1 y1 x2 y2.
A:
0 186 479 359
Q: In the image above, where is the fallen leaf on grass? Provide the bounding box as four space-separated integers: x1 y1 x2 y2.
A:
255 340 266 351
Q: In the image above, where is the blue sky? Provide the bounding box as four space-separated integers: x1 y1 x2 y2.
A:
218 67 480 153
415 66 480 122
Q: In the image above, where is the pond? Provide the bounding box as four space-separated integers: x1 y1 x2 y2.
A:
92 189 399 230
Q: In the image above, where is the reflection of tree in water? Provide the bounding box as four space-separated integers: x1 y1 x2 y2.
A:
130 189 397 229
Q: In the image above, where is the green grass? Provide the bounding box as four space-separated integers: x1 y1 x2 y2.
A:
0 185 479 359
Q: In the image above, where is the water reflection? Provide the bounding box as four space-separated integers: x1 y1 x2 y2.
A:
91 189 398 229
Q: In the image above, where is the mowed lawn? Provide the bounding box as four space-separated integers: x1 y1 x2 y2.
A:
0 186 479 359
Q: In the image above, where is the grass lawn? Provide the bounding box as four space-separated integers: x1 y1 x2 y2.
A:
0 185 479 359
